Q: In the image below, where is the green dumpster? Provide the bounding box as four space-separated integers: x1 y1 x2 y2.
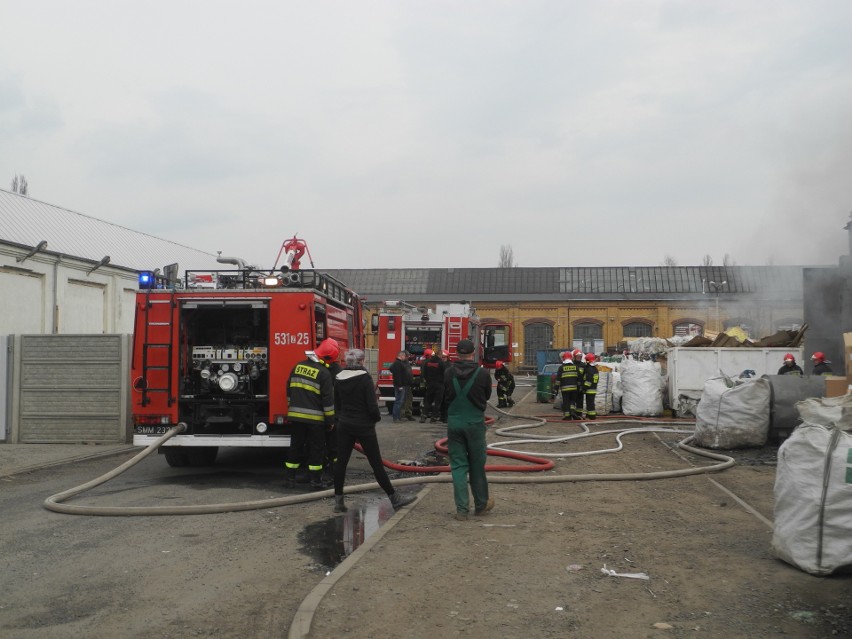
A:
536 363 560 402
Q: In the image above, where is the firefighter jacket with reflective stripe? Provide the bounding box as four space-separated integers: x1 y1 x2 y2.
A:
583 364 599 394
495 366 515 391
812 362 833 376
777 364 803 375
556 362 579 392
287 359 335 426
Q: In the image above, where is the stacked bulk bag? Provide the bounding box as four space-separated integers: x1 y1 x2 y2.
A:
772 395 852 575
694 376 771 449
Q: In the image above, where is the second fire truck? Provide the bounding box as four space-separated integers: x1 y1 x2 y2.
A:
372 301 512 413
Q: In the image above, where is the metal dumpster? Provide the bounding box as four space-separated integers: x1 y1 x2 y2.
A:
536 363 560 402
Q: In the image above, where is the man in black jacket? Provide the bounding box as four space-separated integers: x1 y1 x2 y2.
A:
331 349 416 513
444 339 493 521
388 350 414 422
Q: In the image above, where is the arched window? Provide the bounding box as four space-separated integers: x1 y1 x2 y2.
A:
723 317 754 338
573 322 603 340
623 321 652 338
672 318 704 337
523 322 553 368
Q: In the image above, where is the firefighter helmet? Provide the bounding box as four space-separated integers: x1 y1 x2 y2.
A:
495 360 504 368
811 351 825 362
585 353 596 363
314 338 340 361
572 348 583 359
424 348 434 358
783 353 795 362
560 351 570 362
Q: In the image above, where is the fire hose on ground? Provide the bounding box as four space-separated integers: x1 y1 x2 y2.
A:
43 385 735 517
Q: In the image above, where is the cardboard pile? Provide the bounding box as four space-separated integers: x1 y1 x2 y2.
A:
680 326 807 349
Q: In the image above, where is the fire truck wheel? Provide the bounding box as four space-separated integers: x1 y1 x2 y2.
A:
163 448 190 467
186 447 219 467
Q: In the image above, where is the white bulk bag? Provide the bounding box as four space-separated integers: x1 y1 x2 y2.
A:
594 371 614 416
772 395 852 575
620 359 663 417
694 377 771 449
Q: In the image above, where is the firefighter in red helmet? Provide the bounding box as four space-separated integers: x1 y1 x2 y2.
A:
420 347 446 423
316 339 343 483
582 353 599 419
777 353 803 376
570 349 586 419
556 350 581 420
494 360 515 408
284 338 338 489
811 352 833 376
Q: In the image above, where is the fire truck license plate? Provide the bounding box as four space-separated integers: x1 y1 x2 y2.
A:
135 425 170 435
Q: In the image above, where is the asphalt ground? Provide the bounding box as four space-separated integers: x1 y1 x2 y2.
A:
3 379 850 639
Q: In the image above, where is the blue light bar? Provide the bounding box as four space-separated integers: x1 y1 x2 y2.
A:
138 271 155 289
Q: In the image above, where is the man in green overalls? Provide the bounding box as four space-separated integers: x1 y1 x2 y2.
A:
443 339 494 521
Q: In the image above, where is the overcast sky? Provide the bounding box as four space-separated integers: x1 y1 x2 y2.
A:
1 1 851 270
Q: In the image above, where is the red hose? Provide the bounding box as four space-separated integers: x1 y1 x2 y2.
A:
355 426 555 474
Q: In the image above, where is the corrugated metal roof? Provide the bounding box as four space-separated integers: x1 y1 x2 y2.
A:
0 189 808 300
327 265 804 301
0 188 222 272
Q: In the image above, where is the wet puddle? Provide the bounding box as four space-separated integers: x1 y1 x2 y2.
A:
297 497 398 571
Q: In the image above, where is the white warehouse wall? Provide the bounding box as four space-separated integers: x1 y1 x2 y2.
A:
0 243 139 336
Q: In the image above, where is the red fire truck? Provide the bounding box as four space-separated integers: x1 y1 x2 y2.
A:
372 301 512 413
130 241 364 467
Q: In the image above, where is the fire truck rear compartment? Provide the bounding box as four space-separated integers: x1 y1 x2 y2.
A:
179 303 275 437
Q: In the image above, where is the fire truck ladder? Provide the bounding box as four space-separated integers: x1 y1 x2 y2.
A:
140 294 175 407
446 318 464 355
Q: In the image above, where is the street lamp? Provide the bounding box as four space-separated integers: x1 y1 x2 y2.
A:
709 280 727 332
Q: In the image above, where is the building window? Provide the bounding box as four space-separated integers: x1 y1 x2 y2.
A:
574 322 602 340
523 322 553 368
623 322 652 338
723 317 753 338
673 322 703 337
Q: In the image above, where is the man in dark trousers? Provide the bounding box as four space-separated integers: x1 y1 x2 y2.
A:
420 348 446 423
388 350 415 422
443 339 494 521
284 342 336 489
